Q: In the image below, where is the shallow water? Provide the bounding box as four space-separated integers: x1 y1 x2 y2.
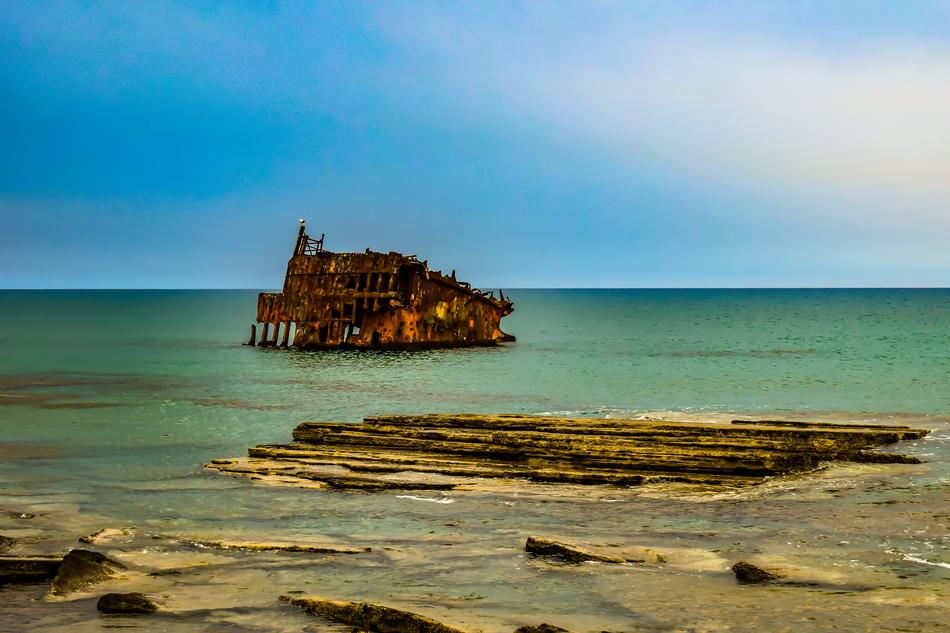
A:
0 289 948 631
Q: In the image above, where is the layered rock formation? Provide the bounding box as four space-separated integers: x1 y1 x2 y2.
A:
206 414 928 489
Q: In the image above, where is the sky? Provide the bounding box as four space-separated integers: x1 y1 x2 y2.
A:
1 1 949 288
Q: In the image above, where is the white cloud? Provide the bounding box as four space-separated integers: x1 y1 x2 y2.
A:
10 3 949 226
380 11 950 228
561 38 950 204
4 2 948 286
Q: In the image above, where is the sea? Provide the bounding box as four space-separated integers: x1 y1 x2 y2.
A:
0 289 947 632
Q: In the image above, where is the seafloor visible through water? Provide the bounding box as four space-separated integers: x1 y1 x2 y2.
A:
0 289 947 632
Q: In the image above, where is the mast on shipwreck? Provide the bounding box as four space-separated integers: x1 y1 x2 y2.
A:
247 220 515 350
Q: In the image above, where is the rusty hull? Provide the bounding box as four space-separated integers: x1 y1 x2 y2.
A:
251 225 514 349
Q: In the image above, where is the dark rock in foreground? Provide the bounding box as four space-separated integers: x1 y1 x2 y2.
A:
208 413 929 490
0 556 62 585
0 535 15 554
281 595 468 633
49 549 125 596
732 561 785 583
514 625 572 633
97 592 158 614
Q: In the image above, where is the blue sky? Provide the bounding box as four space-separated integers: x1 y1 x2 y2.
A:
2 1 949 288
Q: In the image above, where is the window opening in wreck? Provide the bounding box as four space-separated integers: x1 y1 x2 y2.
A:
319 325 329 343
343 303 353 318
380 272 391 291
369 272 378 291
345 275 356 289
358 273 368 291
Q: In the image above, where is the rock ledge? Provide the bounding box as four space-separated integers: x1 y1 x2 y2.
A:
281 595 468 633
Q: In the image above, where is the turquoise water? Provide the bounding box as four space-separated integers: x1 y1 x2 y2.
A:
1 289 948 631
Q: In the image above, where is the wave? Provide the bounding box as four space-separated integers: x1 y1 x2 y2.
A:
893 552 950 570
394 495 455 504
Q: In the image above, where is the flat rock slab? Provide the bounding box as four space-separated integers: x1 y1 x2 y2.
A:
303 475 457 491
49 549 125 596
0 556 62 585
187 539 369 554
525 536 628 564
207 413 929 490
281 595 468 633
525 536 667 565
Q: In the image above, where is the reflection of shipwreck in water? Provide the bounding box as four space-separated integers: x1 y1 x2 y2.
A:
248 221 515 350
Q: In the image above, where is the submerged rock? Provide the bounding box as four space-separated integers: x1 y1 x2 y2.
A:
97 592 158 614
79 527 134 544
281 595 468 633
732 561 785 584
525 536 627 564
49 549 125 596
0 535 14 554
621 546 667 564
0 556 62 585
514 625 572 633
8 512 37 519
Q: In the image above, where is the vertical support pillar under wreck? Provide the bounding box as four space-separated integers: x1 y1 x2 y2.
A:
246 324 257 346
258 323 270 347
279 322 291 347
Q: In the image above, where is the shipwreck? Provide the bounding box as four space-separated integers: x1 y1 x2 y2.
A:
247 221 514 350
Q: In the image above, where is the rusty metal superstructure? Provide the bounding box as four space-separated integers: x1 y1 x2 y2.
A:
248 221 514 349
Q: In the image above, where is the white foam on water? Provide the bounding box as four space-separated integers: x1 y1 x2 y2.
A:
900 554 950 569
886 549 950 569
394 495 455 504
